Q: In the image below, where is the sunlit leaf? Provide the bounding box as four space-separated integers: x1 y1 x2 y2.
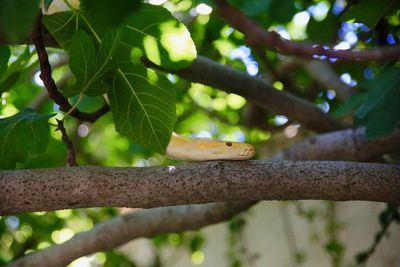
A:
108 63 176 154
123 4 197 69
0 109 55 169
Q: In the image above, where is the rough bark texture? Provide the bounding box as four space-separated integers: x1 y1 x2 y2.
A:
1 161 399 215
10 201 255 267
141 56 346 133
273 128 400 161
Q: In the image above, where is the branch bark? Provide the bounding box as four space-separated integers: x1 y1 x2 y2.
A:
272 128 400 161
1 161 399 215
213 0 400 61
141 56 346 133
10 201 254 267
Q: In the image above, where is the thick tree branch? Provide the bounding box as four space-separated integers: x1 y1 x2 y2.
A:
1 161 399 215
141 56 346 133
213 0 400 61
10 201 255 267
273 128 400 161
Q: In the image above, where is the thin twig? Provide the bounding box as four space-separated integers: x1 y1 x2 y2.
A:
214 0 400 62
31 12 109 123
355 204 400 265
56 119 78 166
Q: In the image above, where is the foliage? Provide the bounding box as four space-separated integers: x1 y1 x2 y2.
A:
341 0 400 28
0 0 399 266
0 109 54 169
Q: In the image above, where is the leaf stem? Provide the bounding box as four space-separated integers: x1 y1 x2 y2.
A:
63 93 84 121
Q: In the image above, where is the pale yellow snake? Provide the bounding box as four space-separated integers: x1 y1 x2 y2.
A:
166 133 255 161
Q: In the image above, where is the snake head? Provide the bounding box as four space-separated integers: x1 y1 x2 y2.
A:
205 140 256 161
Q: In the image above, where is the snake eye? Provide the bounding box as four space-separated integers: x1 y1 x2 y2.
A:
225 142 232 147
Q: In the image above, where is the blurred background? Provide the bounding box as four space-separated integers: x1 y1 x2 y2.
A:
1 0 399 266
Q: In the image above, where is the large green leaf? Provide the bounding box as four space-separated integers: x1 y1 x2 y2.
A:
108 63 176 154
123 4 197 69
0 109 55 169
43 11 86 50
341 0 400 28
80 0 141 32
355 67 400 138
68 30 97 94
0 0 40 42
66 30 128 97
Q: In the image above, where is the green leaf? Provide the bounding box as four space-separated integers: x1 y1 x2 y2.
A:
43 4 197 70
0 109 55 169
43 11 85 50
331 93 367 117
80 0 141 32
341 0 400 28
67 29 128 97
108 63 176 154
0 46 33 94
123 4 197 69
229 0 271 17
268 0 297 24
69 30 97 82
0 0 40 42
307 11 338 43
355 67 400 138
0 45 10 77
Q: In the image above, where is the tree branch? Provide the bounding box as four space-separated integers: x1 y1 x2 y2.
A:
10 201 254 267
1 161 399 215
141 56 346 133
213 0 400 62
272 128 400 161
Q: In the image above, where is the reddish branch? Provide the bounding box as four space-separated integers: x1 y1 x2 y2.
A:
214 0 400 61
55 119 78 166
32 13 109 123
